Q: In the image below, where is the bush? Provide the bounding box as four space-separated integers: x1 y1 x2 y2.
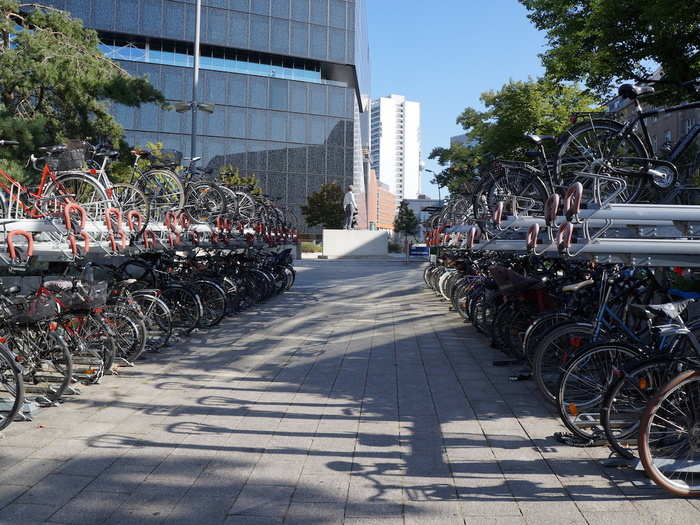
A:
301 242 322 253
388 241 402 253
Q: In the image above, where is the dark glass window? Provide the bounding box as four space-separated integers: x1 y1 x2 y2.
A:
231 0 250 11
93 0 115 29
270 18 290 54
291 0 309 21
329 28 345 62
289 83 308 113
329 0 346 28
66 0 91 25
269 79 288 111
308 115 325 144
250 15 270 51
328 86 345 117
327 146 344 177
271 0 290 17
344 147 354 178
290 21 308 57
228 107 246 138
345 120 354 147
270 112 288 142
138 103 160 133
141 0 163 34
326 118 344 145
164 2 186 39
206 71 228 104
288 145 307 173
309 84 327 115
268 173 287 201
251 0 270 14
116 0 139 33
206 8 228 44
228 74 247 106
268 144 288 171
207 110 226 136
309 24 327 59
246 140 269 172
307 145 326 174
248 109 268 140
162 106 185 134
248 77 268 108
162 68 184 100
287 171 307 203
310 0 327 25
229 12 249 48
288 114 306 142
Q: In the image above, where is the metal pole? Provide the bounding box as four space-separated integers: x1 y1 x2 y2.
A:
191 0 202 158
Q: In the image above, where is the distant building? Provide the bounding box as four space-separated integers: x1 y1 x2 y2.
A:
405 197 444 225
366 171 397 231
370 94 421 203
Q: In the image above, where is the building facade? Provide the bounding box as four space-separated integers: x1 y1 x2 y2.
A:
365 170 396 231
370 94 421 203
43 0 370 232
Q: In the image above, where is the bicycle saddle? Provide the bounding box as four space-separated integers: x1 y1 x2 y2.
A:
3 285 21 295
131 149 151 157
524 134 556 145
561 279 595 293
630 299 694 321
95 147 119 159
43 280 73 292
618 83 655 100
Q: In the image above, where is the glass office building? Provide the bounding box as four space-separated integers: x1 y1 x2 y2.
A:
42 0 370 230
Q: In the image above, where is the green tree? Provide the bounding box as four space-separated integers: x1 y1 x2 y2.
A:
218 165 263 195
429 78 599 192
394 200 419 236
0 2 166 170
519 0 700 100
301 181 344 229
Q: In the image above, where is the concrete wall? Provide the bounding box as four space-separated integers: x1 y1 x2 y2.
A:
323 229 388 257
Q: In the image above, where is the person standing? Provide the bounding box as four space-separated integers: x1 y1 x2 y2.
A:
343 186 357 230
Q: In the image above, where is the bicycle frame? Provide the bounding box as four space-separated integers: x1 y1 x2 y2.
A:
0 164 67 218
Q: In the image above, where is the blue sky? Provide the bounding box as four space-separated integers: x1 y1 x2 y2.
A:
367 1 547 199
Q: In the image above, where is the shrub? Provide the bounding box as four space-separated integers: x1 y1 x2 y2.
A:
388 241 402 253
301 242 322 253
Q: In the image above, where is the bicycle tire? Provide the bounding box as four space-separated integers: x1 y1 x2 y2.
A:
0 342 24 431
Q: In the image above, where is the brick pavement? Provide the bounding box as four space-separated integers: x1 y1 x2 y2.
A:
1 259 699 524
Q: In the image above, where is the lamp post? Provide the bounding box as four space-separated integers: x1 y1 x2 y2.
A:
425 169 441 201
191 0 202 158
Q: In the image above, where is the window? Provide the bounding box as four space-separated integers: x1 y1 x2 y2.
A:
229 13 249 47
291 0 309 21
251 0 270 15
330 0 347 28
248 77 268 108
310 0 328 25
288 114 306 143
94 0 115 29
141 0 162 34
309 84 327 115
309 24 327 59
289 83 308 113
164 2 186 39
250 15 270 51
271 19 290 54
272 0 290 17
116 0 138 32
290 21 308 56
248 109 268 140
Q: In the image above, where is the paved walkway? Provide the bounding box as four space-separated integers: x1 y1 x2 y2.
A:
1 260 699 524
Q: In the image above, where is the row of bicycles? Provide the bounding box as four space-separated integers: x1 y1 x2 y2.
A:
0 139 298 233
0 245 295 433
423 82 700 497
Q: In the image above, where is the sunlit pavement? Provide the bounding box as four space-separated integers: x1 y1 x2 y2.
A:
1 259 698 524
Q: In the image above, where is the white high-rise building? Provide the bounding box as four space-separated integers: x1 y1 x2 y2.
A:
370 94 421 203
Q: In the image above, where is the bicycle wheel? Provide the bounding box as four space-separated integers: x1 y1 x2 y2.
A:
532 322 595 404
185 182 227 224
556 119 649 203
523 312 573 365
36 331 73 403
557 343 644 440
136 168 185 220
0 342 24 431
601 357 683 459
194 280 227 328
484 169 549 219
103 307 146 363
109 183 150 233
161 286 202 335
639 370 700 496
131 293 172 349
42 173 110 223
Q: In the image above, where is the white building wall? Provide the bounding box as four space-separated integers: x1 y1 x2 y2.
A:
370 94 422 203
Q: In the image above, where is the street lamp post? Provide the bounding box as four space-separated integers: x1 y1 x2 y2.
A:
425 169 441 201
191 0 202 158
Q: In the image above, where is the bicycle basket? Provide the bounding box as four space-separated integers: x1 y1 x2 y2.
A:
47 141 87 171
150 149 182 168
56 280 109 312
5 295 58 323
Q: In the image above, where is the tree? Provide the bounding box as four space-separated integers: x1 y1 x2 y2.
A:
300 181 344 229
519 0 700 101
218 166 263 196
0 2 166 171
429 78 599 192
394 200 419 237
